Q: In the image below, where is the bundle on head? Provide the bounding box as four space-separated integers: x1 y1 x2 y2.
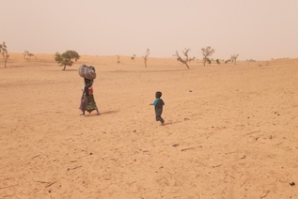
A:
78 65 96 80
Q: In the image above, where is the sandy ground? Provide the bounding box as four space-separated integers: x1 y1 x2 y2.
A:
0 54 298 199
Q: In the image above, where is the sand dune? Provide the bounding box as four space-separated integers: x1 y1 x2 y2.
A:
0 54 298 198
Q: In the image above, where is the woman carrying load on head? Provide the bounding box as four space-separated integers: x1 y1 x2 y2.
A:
79 66 100 115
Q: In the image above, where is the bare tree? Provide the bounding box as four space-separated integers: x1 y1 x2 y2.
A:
23 51 27 59
173 48 195 69
230 54 239 65
142 49 150 67
0 42 9 68
116 55 121 64
24 50 35 60
201 46 215 66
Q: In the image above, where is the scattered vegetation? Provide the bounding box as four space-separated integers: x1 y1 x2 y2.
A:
201 46 215 66
55 50 80 70
173 48 195 69
0 42 9 68
204 57 212 65
131 54 136 60
143 49 150 67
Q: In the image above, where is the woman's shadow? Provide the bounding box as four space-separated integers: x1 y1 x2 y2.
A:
83 110 119 117
99 110 120 115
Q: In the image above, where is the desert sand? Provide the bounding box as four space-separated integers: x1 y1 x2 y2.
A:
0 53 298 199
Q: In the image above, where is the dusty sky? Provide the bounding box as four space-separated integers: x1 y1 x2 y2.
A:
1 0 298 60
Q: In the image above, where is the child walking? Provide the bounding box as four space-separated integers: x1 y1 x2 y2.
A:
150 91 165 125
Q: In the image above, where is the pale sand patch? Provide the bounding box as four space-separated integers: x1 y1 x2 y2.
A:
0 54 298 198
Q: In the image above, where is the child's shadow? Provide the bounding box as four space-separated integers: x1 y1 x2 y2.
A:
163 120 182 126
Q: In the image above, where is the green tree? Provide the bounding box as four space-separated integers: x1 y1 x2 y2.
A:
55 50 80 70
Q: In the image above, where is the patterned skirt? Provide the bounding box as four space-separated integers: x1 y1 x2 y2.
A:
80 95 98 113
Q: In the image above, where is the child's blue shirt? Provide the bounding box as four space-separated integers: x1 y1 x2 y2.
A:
153 98 165 106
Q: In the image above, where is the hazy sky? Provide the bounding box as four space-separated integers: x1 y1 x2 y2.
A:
2 0 298 60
